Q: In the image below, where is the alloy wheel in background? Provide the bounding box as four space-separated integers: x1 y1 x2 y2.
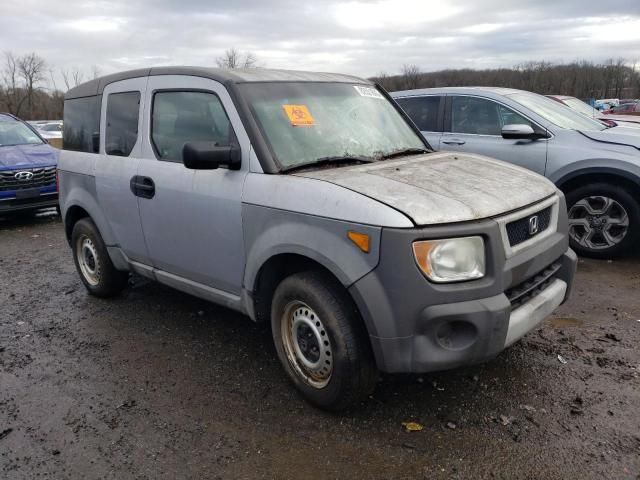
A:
567 195 629 251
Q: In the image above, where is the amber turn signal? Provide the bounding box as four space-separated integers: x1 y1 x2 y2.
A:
347 231 370 253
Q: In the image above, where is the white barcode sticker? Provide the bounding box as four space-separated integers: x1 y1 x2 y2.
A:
354 85 384 99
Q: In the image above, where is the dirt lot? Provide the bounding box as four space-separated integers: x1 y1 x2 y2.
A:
1 211 639 480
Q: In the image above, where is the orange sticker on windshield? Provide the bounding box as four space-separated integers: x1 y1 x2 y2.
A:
283 104 315 126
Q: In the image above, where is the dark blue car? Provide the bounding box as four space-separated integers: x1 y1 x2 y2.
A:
0 113 58 214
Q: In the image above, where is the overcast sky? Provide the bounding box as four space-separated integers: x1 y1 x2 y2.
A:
1 0 640 84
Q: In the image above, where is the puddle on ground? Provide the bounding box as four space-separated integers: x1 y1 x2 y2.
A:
547 317 583 328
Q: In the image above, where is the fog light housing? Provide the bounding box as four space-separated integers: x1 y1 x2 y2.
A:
413 236 485 283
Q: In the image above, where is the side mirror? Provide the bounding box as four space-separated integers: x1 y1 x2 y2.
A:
501 124 544 140
182 142 241 170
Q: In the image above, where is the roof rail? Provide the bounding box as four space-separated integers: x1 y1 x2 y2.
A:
0 112 21 121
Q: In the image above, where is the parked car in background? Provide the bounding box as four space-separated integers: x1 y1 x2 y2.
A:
546 95 640 128
606 102 640 115
58 67 576 410
0 113 58 214
37 121 63 139
595 99 619 110
392 87 640 258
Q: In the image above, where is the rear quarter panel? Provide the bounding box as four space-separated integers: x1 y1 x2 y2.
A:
58 151 118 246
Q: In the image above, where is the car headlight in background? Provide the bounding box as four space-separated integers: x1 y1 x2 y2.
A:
412 236 485 283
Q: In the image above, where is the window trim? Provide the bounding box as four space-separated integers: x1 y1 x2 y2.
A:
393 94 445 133
149 88 238 163
105 90 141 158
444 94 551 139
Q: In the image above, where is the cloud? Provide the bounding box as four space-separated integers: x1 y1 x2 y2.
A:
0 0 638 85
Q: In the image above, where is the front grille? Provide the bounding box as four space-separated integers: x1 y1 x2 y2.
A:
506 260 561 310
506 206 552 247
0 167 57 192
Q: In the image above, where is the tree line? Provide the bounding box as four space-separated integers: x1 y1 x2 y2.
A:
0 49 257 121
2 50 638 122
372 59 640 99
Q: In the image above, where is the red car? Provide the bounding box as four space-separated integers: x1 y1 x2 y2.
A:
606 102 640 115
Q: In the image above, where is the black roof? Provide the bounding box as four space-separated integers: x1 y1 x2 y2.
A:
65 67 370 99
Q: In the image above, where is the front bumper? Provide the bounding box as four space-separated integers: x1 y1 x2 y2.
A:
0 191 58 213
349 196 577 373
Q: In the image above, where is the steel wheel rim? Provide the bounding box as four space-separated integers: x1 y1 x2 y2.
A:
568 195 629 250
281 301 333 389
76 234 101 286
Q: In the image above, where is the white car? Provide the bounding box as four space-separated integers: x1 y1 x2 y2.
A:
37 122 63 140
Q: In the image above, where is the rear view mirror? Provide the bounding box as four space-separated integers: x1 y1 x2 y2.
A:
182 142 241 170
502 124 546 140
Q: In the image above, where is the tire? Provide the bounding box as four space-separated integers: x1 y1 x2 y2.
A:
71 218 129 297
271 271 377 411
566 182 640 258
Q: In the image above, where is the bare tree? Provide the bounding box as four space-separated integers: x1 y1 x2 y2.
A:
17 53 47 117
400 64 421 90
61 68 85 90
373 71 393 90
90 65 102 80
216 48 257 69
1 51 26 115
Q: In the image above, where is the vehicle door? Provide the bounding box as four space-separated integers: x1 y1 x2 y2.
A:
394 95 444 149
440 95 548 175
136 75 250 295
95 78 151 264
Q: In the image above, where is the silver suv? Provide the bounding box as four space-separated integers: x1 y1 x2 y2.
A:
392 87 640 258
59 68 576 410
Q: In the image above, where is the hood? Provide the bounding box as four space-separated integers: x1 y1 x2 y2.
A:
604 115 640 127
580 127 640 150
295 153 557 225
0 143 58 170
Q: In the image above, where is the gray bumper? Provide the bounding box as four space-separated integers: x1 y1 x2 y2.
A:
349 206 577 374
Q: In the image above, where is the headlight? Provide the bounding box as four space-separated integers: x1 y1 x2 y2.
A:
412 236 485 283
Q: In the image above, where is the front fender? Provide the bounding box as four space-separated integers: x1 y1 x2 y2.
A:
242 204 382 292
549 159 640 190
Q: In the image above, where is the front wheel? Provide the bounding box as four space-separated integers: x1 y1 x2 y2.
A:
566 183 640 258
271 271 377 411
71 218 129 297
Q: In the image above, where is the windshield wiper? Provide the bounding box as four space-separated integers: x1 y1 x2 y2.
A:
282 155 374 173
377 147 429 160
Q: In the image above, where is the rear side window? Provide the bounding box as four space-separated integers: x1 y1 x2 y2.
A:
151 91 233 162
63 96 101 153
395 96 441 131
105 92 140 157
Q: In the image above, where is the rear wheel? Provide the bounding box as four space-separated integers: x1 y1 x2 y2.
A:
71 218 129 297
566 183 640 258
271 271 377 411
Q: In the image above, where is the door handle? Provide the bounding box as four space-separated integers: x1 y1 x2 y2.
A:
130 175 156 199
442 139 466 145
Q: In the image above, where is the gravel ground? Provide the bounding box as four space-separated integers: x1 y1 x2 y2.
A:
1 211 639 480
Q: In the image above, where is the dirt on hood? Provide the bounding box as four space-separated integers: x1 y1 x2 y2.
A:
296 152 557 225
